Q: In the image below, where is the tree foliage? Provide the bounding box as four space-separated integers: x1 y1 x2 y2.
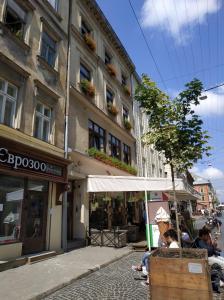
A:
135 75 211 172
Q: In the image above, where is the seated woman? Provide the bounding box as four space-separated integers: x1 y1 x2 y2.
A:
163 229 179 248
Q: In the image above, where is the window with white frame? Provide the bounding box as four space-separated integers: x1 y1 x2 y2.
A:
47 0 58 11
40 31 57 67
4 0 26 40
121 73 127 86
106 87 114 105
80 18 91 36
80 63 91 81
34 102 52 142
0 78 17 127
122 106 129 121
105 50 112 65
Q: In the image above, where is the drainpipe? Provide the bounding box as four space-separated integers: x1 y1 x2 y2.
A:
62 0 72 252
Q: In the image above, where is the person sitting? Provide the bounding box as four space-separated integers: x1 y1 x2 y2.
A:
197 227 224 269
163 229 179 248
180 225 192 248
131 247 150 273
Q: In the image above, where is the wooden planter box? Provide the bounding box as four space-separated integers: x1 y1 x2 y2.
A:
150 248 212 300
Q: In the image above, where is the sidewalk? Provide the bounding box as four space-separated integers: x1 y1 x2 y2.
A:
0 246 132 300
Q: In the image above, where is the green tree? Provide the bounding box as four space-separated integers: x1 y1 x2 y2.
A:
135 75 211 244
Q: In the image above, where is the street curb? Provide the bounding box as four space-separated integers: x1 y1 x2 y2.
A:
32 249 134 300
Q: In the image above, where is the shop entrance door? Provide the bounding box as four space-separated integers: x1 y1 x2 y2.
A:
21 191 48 254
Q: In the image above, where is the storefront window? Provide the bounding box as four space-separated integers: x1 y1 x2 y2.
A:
0 175 24 244
89 193 109 230
89 192 127 230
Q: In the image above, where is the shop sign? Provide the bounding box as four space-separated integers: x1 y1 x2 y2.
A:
0 147 62 177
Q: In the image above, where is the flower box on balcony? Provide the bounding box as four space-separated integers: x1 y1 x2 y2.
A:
123 85 131 97
123 119 132 130
83 33 96 52
107 103 118 116
80 79 95 98
88 148 137 175
107 64 117 77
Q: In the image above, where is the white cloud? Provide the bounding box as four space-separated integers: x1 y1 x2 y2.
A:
141 0 221 44
193 86 224 116
200 167 224 180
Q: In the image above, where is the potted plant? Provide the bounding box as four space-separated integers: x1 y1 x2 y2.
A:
123 85 131 97
107 64 117 77
123 119 132 130
83 33 96 52
107 103 118 116
80 79 95 97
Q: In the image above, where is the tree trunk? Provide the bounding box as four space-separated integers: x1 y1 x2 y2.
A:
170 163 181 247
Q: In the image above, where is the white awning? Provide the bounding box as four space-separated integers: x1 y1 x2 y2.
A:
87 175 201 201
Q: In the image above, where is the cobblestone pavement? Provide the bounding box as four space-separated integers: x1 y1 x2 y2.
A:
44 252 149 300
44 250 224 300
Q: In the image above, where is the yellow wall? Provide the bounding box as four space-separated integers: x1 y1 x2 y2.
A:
46 183 62 252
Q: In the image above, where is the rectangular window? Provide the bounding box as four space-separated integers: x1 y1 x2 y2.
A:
123 106 129 121
123 143 131 165
0 174 24 244
81 19 91 36
109 134 121 160
40 31 57 67
80 63 91 81
47 0 58 11
106 88 114 105
0 78 17 127
152 164 155 177
34 102 52 142
4 0 26 40
121 73 127 86
105 51 111 65
88 120 106 152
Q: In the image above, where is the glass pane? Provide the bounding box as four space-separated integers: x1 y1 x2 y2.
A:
43 119 50 142
4 99 14 126
80 64 91 81
40 41 48 61
7 84 16 98
0 79 5 91
47 0 58 10
0 95 3 123
36 103 42 113
88 120 93 129
28 180 48 192
26 193 44 238
47 48 56 67
34 115 41 139
0 175 24 244
44 107 51 117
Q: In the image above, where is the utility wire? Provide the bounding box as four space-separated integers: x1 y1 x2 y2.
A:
157 62 224 84
128 0 168 91
172 0 190 76
151 0 181 88
184 0 196 73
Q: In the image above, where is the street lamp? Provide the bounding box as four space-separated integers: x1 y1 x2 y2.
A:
199 82 224 100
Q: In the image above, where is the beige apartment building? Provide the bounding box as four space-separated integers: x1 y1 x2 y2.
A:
0 0 168 259
66 0 139 247
0 0 70 260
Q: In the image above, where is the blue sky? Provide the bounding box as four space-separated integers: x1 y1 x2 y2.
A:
96 0 224 202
